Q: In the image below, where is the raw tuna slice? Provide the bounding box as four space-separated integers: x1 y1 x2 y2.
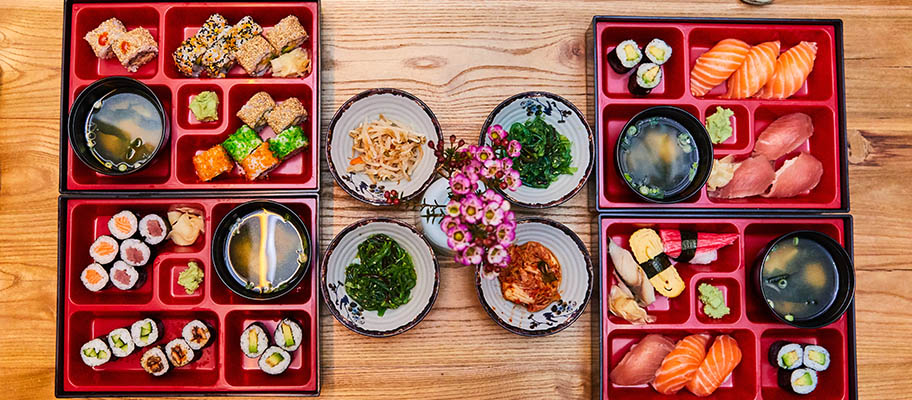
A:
764 152 824 198
753 113 814 160
710 155 775 199
610 334 677 386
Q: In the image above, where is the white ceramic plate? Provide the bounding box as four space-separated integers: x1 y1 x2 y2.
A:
327 88 442 205
321 218 439 337
476 218 593 336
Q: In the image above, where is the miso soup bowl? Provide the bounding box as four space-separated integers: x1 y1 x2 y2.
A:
753 230 855 329
614 106 713 203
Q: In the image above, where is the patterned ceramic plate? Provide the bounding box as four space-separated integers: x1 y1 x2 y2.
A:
475 218 593 336
327 88 443 206
321 218 440 337
479 91 594 208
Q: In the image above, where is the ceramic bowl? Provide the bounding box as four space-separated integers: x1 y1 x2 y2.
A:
478 91 594 208
475 218 593 336
327 88 443 206
321 218 440 337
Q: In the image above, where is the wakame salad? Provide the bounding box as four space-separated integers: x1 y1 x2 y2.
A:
509 115 577 189
344 234 417 316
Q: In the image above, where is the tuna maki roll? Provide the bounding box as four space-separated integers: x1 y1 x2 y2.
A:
258 346 291 375
80 263 109 292
140 347 170 376
608 40 642 74
131 318 160 347
769 341 803 370
241 323 268 358
628 62 662 96
643 38 672 66
107 328 135 358
779 368 817 395
265 15 308 54
803 345 830 371
222 125 264 162
165 338 195 367
80 338 112 367
139 214 169 245
120 238 151 267
273 318 303 352
236 92 276 131
110 261 142 290
268 126 309 161
89 235 119 265
182 320 213 351
265 97 307 135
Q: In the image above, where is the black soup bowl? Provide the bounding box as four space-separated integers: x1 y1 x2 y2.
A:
754 230 855 329
212 200 312 301
615 106 713 203
68 76 169 175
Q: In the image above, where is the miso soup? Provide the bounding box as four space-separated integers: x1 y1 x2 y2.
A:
85 92 163 172
224 208 309 294
619 116 700 199
761 236 839 322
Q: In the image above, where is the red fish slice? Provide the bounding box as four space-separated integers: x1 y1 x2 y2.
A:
753 112 814 161
686 335 743 397
653 334 711 394
757 41 818 99
690 38 751 97
764 152 824 198
723 41 780 99
710 155 775 199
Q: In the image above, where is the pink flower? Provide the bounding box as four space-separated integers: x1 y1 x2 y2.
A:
465 145 480 156
482 159 500 179
507 140 522 158
445 200 461 217
447 224 472 252
482 189 504 205
504 169 521 191
441 216 461 233
475 146 494 163
463 160 482 182
481 202 505 226
500 158 513 171
450 171 472 195
502 211 517 228
488 124 508 142
494 223 515 246
462 245 483 265
460 194 484 224
486 245 510 266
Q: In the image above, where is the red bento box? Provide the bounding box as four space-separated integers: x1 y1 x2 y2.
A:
55 194 320 396
589 17 849 212
59 1 320 192
597 214 856 400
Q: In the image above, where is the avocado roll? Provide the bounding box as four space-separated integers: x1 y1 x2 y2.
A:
607 40 642 74
628 62 662 97
768 341 803 370
803 345 830 371
165 338 195 367
140 346 170 376
182 319 213 351
241 323 268 358
131 318 160 347
258 346 291 375
107 328 135 358
779 368 817 395
80 338 112 367
643 38 673 65
273 318 302 352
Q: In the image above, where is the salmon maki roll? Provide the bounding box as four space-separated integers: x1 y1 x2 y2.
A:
653 334 711 394
723 41 780 99
690 38 750 97
686 335 743 397
757 41 818 99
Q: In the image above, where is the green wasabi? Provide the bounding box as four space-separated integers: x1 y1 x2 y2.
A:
705 106 734 144
177 261 204 295
698 283 730 319
189 91 219 122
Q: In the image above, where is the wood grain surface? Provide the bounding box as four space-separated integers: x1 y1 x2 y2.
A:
1 0 911 398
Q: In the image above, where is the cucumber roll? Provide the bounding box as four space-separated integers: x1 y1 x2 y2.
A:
628 63 662 97
258 346 291 375
131 318 160 347
182 319 213 351
241 323 268 358
107 328 135 358
140 346 170 376
803 345 830 371
608 40 642 74
80 338 112 367
165 338 194 367
768 341 803 370
779 368 817 395
273 318 302 352
643 38 673 65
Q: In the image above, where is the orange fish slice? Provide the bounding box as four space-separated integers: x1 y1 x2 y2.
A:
756 41 818 99
653 334 711 394
690 38 751 97
686 334 743 397
723 41 780 99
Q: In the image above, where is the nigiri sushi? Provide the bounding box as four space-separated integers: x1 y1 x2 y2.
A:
709 155 775 199
653 334 712 394
690 38 751 97
764 152 823 198
610 334 676 386
630 229 685 298
608 238 655 306
659 230 739 264
723 41 780 99
608 283 655 325
687 335 743 397
753 112 814 161
757 41 818 99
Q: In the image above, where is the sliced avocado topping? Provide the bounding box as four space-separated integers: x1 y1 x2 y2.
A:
248 330 258 354
808 350 827 365
623 44 638 61
282 323 294 347
643 66 660 83
649 46 666 61
794 372 813 387
265 352 284 367
97 350 108 359
782 350 800 367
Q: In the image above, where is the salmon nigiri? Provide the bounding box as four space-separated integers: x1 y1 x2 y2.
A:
723 41 780 99
690 38 751 97
686 335 743 397
756 41 818 99
652 334 711 394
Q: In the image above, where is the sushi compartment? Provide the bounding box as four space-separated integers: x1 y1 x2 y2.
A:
592 17 847 211
56 196 320 396
62 1 320 191
598 215 855 399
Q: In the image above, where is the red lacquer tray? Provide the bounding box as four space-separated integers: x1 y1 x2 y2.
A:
55 195 320 397
59 1 320 192
590 17 848 212
598 214 856 400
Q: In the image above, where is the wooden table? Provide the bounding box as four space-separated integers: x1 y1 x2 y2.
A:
1 0 910 398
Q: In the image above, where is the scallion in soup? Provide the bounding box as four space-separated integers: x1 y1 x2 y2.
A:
761 236 839 322
619 116 699 199
85 92 163 172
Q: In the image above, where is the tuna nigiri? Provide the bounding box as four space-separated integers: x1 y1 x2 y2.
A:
659 230 739 264
653 334 712 394
764 152 824 198
709 155 775 199
610 334 676 386
723 41 780 99
687 335 743 397
753 112 814 161
757 41 818 99
690 38 751 97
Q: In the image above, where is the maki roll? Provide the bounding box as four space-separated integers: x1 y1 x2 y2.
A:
140 347 170 376
258 346 291 375
265 15 308 54
608 40 642 74
201 41 235 78
236 92 276 131
235 35 276 77
803 345 830 371
239 142 280 181
266 97 307 135
107 328 135 358
90 235 119 265
131 318 160 347
110 261 142 290
80 338 112 367
241 323 268 358
768 341 803 370
779 368 817 395
222 125 264 162
165 338 195 367
173 35 207 77
108 210 138 240
120 238 151 267
84 18 126 59
80 263 109 292
196 14 228 47
273 318 302 352
139 214 169 245
644 38 673 66
182 320 213 351
628 62 662 96
268 126 309 161
229 16 263 49
111 28 159 73
193 144 234 182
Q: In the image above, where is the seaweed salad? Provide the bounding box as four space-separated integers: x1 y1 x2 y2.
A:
345 234 417 316
509 115 577 188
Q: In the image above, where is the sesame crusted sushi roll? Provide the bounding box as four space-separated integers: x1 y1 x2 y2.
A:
222 125 264 162
110 260 143 290
120 238 151 267
266 15 308 54
131 318 160 347
196 14 228 47
108 210 138 240
138 214 169 245
258 346 291 375
182 320 213 351
90 235 119 265
240 142 280 180
84 18 126 59
165 338 195 367
268 126 309 161
172 35 207 77
266 97 307 134
193 144 234 182
140 346 170 376
111 27 159 73
241 323 268 358
80 263 109 292
273 318 303 352
236 92 276 131
107 328 135 358
80 338 112 367
235 35 275 77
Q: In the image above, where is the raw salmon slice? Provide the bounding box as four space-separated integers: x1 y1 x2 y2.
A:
723 41 780 99
757 41 818 99
686 335 743 397
653 334 711 394
690 38 751 97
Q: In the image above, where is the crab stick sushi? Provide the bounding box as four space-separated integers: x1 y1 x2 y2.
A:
120 239 151 267
140 347 170 376
80 263 109 292
107 328 135 358
182 320 213 351
131 318 160 347
274 318 303 352
723 41 780 99
108 210 138 240
110 261 142 290
241 323 269 358
89 235 119 265
139 214 169 245
690 38 750 97
165 338 195 367
258 346 291 375
659 230 739 264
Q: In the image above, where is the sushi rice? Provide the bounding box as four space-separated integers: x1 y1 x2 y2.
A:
80 263 109 292
140 347 170 376
182 319 213 350
782 368 818 395
608 39 642 74
803 345 830 371
644 38 673 65
108 210 138 240
240 323 268 358
165 338 195 367
90 235 119 265
769 341 803 370
273 318 303 352
139 214 169 245
258 346 291 375
80 338 112 367
107 328 135 358
119 238 151 267
109 261 141 290
131 318 160 347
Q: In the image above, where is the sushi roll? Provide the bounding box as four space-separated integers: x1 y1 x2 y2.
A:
172 35 207 77
80 263 109 292
140 346 170 376
268 126 309 161
196 14 228 47
265 15 308 54
258 346 291 375
779 368 817 395
628 62 662 97
182 320 213 351
266 97 307 135
165 338 195 367
229 16 263 50
643 38 673 66
120 238 151 267
111 28 159 73
241 323 268 358
110 261 142 290
235 35 276 77
138 214 169 245
193 144 235 182
108 210 138 240
107 328 135 358
236 91 276 131
607 39 642 74
80 338 111 367
768 341 803 370
131 318 160 347
239 142 280 181
84 18 126 59
273 318 303 352
803 345 830 371
222 125 264 162
89 235 119 265
201 40 235 78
